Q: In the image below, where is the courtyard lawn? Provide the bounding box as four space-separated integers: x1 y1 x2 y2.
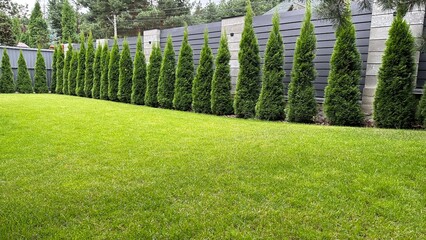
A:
0 94 425 239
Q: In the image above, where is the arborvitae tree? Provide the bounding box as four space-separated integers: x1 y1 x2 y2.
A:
16 50 33 93
118 39 133 103
324 6 363 126
100 43 110 100
255 12 285 121
287 3 317 123
51 46 58 93
92 44 102 99
173 27 194 111
28 2 49 48
108 38 120 101
418 85 426 128
158 36 176 109
234 1 261 118
68 50 78 95
145 44 162 107
0 12 16 46
76 33 86 96
192 29 214 113
34 47 48 93
55 46 64 94
0 48 15 93
84 32 95 98
373 13 417 129
211 33 233 115
62 39 73 95
61 0 77 42
131 34 147 105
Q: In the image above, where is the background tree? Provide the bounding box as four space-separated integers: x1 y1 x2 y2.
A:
118 39 133 103
34 47 48 93
48 0 63 40
11 17 21 45
0 48 15 93
61 0 77 42
192 29 214 114
145 44 162 107
158 36 176 109
51 45 58 93
0 0 28 17
108 39 120 101
211 33 233 115
92 44 102 99
100 43 110 100
68 50 78 95
76 33 86 96
62 39 73 94
28 2 49 48
84 31 95 97
16 50 33 93
55 45 65 94
131 34 147 105
0 12 16 46
234 1 261 118
286 3 317 123
418 84 426 128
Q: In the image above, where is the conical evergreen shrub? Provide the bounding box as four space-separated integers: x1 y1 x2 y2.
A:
76 33 86 96
418 84 426 128
158 36 176 109
255 11 285 120
50 46 58 93
108 39 120 101
118 39 133 103
324 6 363 126
287 3 317 123
131 34 147 105
192 29 214 113
16 50 33 93
234 0 261 118
92 44 102 99
68 50 78 95
145 44 162 107
34 47 48 93
55 46 64 94
0 48 15 93
211 33 233 115
62 39 73 95
373 13 417 129
84 32 95 97
100 43 110 100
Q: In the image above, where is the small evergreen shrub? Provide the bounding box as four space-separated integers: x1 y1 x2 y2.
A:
34 47 48 93
92 43 102 99
76 33 86 97
50 46 58 93
108 38 120 101
100 43 110 100
145 44 162 107
84 32 95 98
131 34 147 105
68 50 78 95
62 38 73 95
0 48 15 93
118 39 133 103
158 36 176 109
55 46 64 94
16 50 33 93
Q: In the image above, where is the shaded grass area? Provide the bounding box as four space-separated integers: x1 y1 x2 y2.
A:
0 94 425 239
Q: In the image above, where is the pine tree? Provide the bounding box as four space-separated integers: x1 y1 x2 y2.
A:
92 44 102 99
158 36 176 109
84 32 95 98
108 38 120 101
62 38 73 95
234 0 261 118
145 44 162 107
51 46 58 93
76 33 86 96
28 2 49 48
131 34 147 105
68 50 78 95
118 39 133 103
16 50 33 93
211 33 233 115
324 6 363 126
373 13 417 129
192 29 214 113
0 12 16 46
100 43 110 100
55 46 64 94
0 48 15 93
61 0 77 42
255 11 285 120
287 3 317 123
34 47 48 93
173 27 194 111
418 85 426 128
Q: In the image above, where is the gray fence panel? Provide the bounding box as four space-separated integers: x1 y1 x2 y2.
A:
417 15 426 90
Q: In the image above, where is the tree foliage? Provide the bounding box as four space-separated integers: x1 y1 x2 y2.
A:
28 2 49 48
0 48 15 93
55 46 65 94
118 39 133 103
76 33 86 96
145 44 162 107
418 85 426 128
92 43 102 99
131 34 147 105
62 39 73 94
68 50 78 95
84 31 95 97
100 43 110 100
158 36 176 109
0 12 16 46
34 47 48 93
108 38 120 101
61 0 77 42
51 46 58 93
16 50 33 93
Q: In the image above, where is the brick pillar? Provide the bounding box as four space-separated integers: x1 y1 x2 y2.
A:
143 29 161 62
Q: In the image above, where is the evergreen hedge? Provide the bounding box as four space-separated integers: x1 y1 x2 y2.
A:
62 39 73 95
145 44 162 107
16 50 32 93
255 11 285 120
50 46 58 93
76 33 86 96
92 44 102 99
108 39 120 101
0 48 15 93
192 29 214 113
418 85 426 128
68 50 78 95
100 43 110 100
158 36 176 109
55 46 64 94
131 34 147 105
211 33 233 115
34 47 48 93
118 39 133 103
84 32 95 98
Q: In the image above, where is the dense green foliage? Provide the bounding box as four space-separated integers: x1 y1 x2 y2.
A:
373 14 417 129
92 44 102 99
192 30 214 114
33 48 48 93
211 33 233 115
0 12 16 46
158 36 176 109
84 32 95 98
255 12 285 121
61 0 77 42
0 48 15 93
16 51 32 93
55 46 64 94
131 35 147 105
100 43 110 100
324 7 363 126
108 39 120 102
234 1 261 118
173 27 194 111
68 51 78 95
144 44 162 107
76 33 86 97
118 40 133 103
62 39 73 95
28 2 49 48
287 4 317 123
51 46 58 93
418 85 426 128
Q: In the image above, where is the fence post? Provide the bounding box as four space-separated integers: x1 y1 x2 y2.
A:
143 29 161 62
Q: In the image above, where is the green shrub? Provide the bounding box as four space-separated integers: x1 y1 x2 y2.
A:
192 29 214 114
255 11 285 121
50 46 58 93
92 44 102 99
16 50 33 93
76 33 86 96
100 43 110 100
145 44 162 107
0 48 15 93
68 50 78 95
211 33 233 115
324 6 363 126
34 47 48 93
373 14 417 129
418 85 426 128
84 32 95 98
62 39 73 95
55 46 64 94
118 39 133 103
108 39 120 101
131 34 147 105
158 36 176 109
233 1 261 118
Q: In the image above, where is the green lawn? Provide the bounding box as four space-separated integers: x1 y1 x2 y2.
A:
1 94 425 239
